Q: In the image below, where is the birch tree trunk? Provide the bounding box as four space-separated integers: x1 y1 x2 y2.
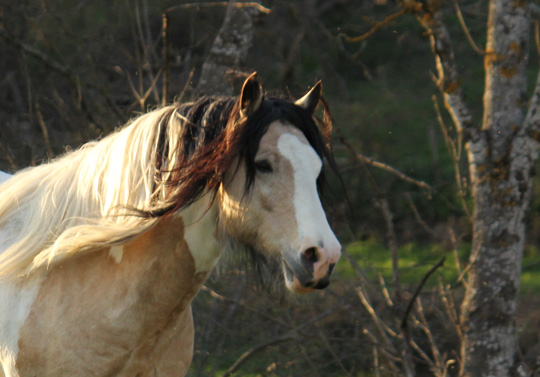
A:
416 0 540 375
460 1 533 376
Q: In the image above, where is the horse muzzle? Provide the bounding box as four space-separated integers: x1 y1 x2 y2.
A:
282 243 340 294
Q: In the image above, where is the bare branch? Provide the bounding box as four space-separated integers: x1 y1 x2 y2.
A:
415 299 445 375
316 328 353 377
416 6 477 142
35 103 54 158
166 2 270 15
0 143 18 172
452 0 484 55
339 8 408 43
432 96 471 218
400 257 446 330
161 12 169 106
376 197 401 299
220 309 335 377
340 138 434 193
405 193 437 237
357 287 398 343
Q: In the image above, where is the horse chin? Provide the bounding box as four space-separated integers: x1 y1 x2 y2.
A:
284 274 317 294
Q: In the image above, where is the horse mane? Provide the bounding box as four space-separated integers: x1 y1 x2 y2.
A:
0 93 335 278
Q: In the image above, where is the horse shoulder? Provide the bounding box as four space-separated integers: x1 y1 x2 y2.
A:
13 211 213 376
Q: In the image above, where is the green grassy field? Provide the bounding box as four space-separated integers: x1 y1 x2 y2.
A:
338 240 540 296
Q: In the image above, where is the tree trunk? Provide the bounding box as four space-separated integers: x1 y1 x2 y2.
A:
415 0 540 374
196 3 268 96
459 0 533 376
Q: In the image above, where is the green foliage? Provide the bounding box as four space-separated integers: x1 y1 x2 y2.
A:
340 240 540 295
339 240 467 287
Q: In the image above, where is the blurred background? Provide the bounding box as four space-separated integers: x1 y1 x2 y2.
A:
1 0 539 375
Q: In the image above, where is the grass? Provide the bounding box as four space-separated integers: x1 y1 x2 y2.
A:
337 240 540 295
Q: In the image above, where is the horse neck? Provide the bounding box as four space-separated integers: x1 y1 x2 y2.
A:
177 193 221 274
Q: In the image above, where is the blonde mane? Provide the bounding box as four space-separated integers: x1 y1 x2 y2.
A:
0 106 186 277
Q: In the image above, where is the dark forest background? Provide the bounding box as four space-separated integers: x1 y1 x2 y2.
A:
1 0 540 376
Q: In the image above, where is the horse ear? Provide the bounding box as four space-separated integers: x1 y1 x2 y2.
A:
239 72 263 118
295 81 322 114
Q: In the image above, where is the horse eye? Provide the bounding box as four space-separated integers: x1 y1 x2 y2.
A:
255 159 273 173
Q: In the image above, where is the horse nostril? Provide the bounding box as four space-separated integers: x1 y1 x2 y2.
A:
302 247 319 263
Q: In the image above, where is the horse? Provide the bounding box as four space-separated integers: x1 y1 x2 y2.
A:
0 73 341 377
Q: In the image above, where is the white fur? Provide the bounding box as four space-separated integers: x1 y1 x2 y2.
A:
181 196 221 273
0 274 42 377
1 171 41 377
108 246 124 264
278 133 341 274
0 172 11 185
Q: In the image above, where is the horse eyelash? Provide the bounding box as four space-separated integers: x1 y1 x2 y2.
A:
254 159 273 173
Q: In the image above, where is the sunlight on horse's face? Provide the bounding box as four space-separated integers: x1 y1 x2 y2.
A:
219 121 341 294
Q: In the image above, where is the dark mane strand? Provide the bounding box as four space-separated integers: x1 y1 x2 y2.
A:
144 93 337 220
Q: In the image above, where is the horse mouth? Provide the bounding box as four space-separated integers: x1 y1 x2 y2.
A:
282 261 330 294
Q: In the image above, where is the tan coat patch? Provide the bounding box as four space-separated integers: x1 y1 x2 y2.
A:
16 216 208 377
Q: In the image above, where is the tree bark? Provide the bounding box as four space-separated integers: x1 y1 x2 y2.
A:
196 2 269 96
459 0 534 376
416 0 538 375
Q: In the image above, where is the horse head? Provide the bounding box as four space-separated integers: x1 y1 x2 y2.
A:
218 74 341 294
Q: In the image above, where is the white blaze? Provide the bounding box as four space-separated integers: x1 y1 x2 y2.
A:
277 133 341 272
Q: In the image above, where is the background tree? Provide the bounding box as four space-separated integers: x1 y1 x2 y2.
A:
416 0 538 375
2 0 540 376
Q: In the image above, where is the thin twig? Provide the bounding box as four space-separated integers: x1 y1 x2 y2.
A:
452 0 484 55
220 309 335 377
166 2 270 14
35 102 54 158
316 328 353 376
161 12 169 106
357 287 398 341
416 5 477 143
406 193 436 237
432 96 471 218
400 257 446 330
379 273 395 308
341 137 434 193
199 285 291 328
377 197 401 300
438 281 463 339
0 143 18 171
339 8 407 43
415 298 445 376
177 69 195 104
373 346 382 377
